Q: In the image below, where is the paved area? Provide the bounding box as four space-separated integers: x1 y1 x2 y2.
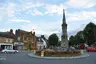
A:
0 51 96 64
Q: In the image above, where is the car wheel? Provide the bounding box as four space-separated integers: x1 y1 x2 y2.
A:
14 51 17 53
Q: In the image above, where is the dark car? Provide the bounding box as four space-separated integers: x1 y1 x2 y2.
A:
0 48 2 52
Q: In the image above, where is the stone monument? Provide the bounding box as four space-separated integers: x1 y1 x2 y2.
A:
61 9 69 48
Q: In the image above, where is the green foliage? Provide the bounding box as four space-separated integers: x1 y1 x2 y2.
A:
75 31 85 44
48 33 59 47
69 36 75 45
69 22 96 46
83 22 96 45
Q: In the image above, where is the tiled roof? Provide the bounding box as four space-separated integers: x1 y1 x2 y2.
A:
0 32 16 39
17 29 28 33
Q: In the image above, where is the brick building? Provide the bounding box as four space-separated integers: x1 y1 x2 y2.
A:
0 29 16 50
15 29 36 50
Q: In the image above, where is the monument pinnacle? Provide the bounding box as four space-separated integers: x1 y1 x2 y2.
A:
63 9 66 23
61 9 68 48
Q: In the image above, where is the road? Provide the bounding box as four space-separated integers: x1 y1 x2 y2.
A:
0 51 96 64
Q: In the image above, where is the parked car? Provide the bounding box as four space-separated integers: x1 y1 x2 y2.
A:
0 48 2 51
87 47 96 52
1 49 18 53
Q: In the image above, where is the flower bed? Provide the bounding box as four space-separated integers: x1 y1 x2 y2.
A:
36 49 81 57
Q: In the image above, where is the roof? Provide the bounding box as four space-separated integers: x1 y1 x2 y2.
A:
36 37 43 42
15 29 32 36
0 32 16 39
17 29 28 33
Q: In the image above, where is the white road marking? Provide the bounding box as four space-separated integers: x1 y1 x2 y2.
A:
0 57 6 60
0 55 7 60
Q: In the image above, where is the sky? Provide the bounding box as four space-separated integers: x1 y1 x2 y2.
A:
0 0 96 38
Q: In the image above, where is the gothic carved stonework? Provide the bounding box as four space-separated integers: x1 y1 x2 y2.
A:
61 9 69 48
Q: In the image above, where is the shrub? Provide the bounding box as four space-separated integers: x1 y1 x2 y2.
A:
35 49 81 57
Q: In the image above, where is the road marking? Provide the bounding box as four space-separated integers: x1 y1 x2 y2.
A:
0 55 7 60
0 57 6 60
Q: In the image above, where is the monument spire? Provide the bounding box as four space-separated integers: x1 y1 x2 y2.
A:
61 9 68 48
63 9 66 23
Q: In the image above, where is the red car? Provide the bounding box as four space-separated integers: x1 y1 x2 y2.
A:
87 47 96 52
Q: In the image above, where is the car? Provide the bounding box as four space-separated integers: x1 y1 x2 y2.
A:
0 48 2 53
87 47 96 52
0 48 2 51
1 49 18 53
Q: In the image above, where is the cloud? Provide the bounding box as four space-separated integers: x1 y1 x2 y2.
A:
66 0 96 8
0 1 44 18
44 4 67 15
7 3 16 17
0 16 2 21
0 2 17 22
0 7 7 20
1 0 96 37
0 28 16 34
26 3 67 16
67 11 96 22
21 20 62 35
25 2 44 9
7 19 31 23
31 9 43 16
21 2 44 11
0 28 10 32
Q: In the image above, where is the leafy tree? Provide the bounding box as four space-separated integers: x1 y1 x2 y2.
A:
69 31 85 45
48 33 59 47
75 31 85 44
69 22 96 46
94 25 96 42
69 36 76 45
83 22 96 46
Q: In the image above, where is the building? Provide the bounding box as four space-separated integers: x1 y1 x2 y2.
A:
61 9 69 48
36 37 44 50
15 29 36 50
0 43 13 50
36 35 47 50
13 42 24 50
0 29 16 50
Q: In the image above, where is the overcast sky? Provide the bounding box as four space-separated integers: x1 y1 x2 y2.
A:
0 0 96 36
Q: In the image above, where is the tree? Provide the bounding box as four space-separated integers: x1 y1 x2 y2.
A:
83 22 96 46
69 36 76 45
69 22 96 46
48 33 59 47
69 31 85 45
75 31 85 44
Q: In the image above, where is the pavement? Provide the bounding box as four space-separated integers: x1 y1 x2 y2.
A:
0 51 96 64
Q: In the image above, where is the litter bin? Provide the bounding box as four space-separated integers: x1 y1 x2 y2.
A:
41 51 44 57
81 50 84 54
